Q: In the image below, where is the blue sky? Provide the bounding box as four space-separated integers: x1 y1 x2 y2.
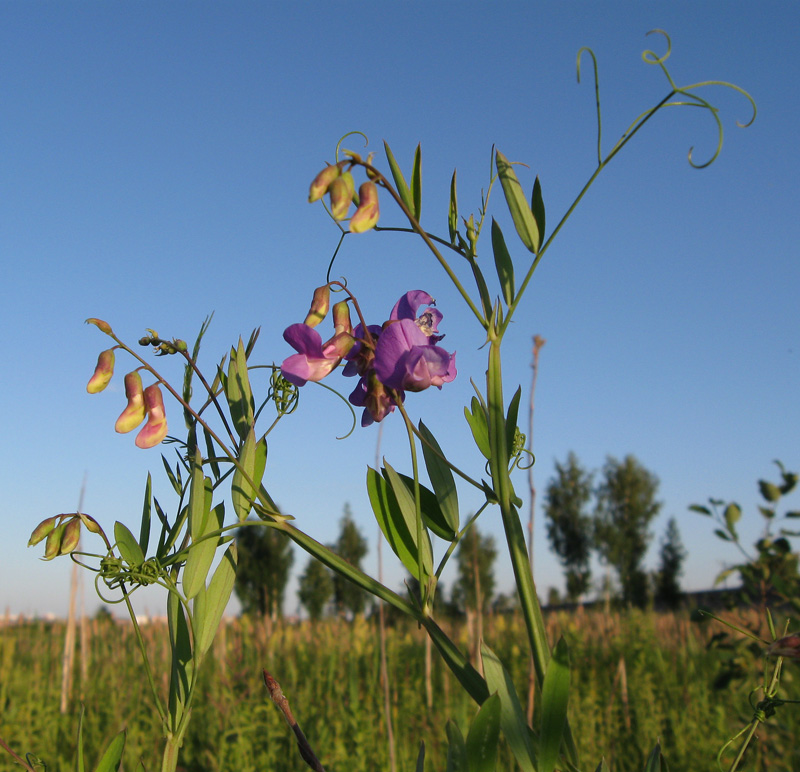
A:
2 2 798 618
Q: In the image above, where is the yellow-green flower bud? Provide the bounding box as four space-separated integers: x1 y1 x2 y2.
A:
349 181 380 233
85 318 114 335
79 513 103 535
309 162 343 203
135 384 168 449
329 172 355 220
87 349 115 393
43 523 64 560
331 300 352 336
59 517 82 555
28 516 58 547
303 285 331 328
115 371 147 433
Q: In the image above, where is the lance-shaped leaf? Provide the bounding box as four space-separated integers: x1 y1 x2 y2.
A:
183 499 224 599
419 420 459 535
531 175 546 244
466 692 501 772
506 386 522 458
465 396 491 459
161 454 182 495
367 465 431 580
225 338 255 442
446 721 468 772
139 473 152 555
449 170 459 244
231 429 268 521
482 643 536 772
491 218 515 306
167 589 193 729
495 150 540 254
411 143 422 220
114 521 144 568
193 543 237 658
383 462 434 578
643 741 669 772
415 742 426 772
93 730 126 772
539 638 571 772
384 141 416 218
397 472 455 542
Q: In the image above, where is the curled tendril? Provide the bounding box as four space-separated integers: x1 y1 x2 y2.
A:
515 447 536 471
325 232 347 283
335 131 368 163
314 379 357 440
578 28 756 172
99 554 164 595
269 370 299 416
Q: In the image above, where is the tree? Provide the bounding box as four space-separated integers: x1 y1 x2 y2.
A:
543 453 594 602
451 526 497 614
234 524 295 625
331 504 369 618
653 517 686 609
594 455 661 608
297 558 333 621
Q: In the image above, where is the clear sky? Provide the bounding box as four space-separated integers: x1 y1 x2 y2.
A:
2 2 798 618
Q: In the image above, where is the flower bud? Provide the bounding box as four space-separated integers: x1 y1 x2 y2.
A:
135 384 168 449
79 513 103 535
87 349 115 393
303 285 331 328
767 633 800 660
85 318 113 335
43 523 65 560
309 162 343 203
365 152 379 180
331 300 353 336
349 181 380 233
329 172 355 220
115 371 147 433
28 516 58 547
59 517 82 555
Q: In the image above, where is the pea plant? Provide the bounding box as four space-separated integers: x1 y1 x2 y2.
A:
11 31 759 772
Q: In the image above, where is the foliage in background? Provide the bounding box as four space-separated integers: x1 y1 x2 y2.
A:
330 505 369 619
234 524 294 622
298 558 334 622
653 517 686 610
544 453 594 602
594 455 662 609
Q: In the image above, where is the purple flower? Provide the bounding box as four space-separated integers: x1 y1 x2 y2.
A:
373 291 456 393
281 324 354 386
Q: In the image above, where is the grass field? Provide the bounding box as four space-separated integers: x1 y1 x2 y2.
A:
1 607 798 772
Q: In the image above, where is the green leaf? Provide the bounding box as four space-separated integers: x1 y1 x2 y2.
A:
465 397 491 459
411 143 422 221
188 447 206 541
398 472 455 542
384 141 415 217
491 219 515 306
495 150 540 254
784 510 800 518
167 589 192 727
505 386 522 458
492 217 514 306
713 528 732 542
481 643 536 772
139 473 152 555
466 253 493 321
643 741 669 772
183 500 224 599
724 503 741 533
419 421 459 535
688 504 712 516
594 760 611 772
161 453 182 495
449 170 459 244
759 480 782 503
539 638 570 772
415 742 426 772
383 463 433 578
225 338 255 442
203 426 221 481
193 543 237 658
466 692 501 772
93 730 126 772
531 175 546 244
114 522 144 567
231 429 268 522
446 720 468 772
367 466 425 579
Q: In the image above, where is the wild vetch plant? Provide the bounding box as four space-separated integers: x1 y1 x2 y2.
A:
11 31 769 772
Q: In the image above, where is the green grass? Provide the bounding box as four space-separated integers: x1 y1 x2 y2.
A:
1 609 798 771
